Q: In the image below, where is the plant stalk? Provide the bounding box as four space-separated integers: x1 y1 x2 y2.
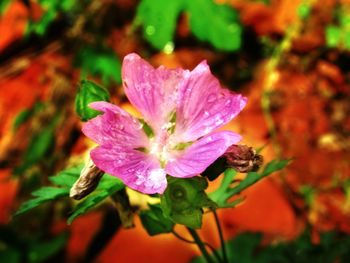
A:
186 227 215 263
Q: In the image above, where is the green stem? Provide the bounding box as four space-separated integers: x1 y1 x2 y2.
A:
171 230 222 263
213 210 228 263
186 227 215 263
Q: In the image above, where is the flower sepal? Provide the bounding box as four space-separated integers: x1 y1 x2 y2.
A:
139 203 175 236
160 176 217 229
75 80 110 121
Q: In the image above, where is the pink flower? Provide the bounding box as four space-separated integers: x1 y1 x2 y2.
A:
82 53 247 194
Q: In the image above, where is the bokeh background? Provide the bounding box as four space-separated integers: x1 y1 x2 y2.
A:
1 0 350 262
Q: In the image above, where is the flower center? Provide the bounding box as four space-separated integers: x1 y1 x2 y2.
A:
149 130 172 166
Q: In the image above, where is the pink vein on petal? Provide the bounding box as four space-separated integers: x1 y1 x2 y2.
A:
91 146 167 194
175 61 247 142
82 101 148 148
122 53 188 132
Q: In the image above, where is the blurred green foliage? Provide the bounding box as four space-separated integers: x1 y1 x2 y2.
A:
326 8 350 49
0 230 68 263
193 231 350 263
26 0 76 36
74 46 122 85
0 0 11 14
136 0 242 51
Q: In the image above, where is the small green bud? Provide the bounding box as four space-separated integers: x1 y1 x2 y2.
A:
75 80 110 121
160 177 216 229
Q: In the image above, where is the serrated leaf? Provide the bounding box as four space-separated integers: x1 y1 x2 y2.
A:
136 0 185 50
15 187 68 216
75 80 110 121
187 0 242 51
67 193 109 224
68 178 124 224
75 46 121 85
15 165 82 216
97 174 123 190
139 203 174 236
48 165 84 188
210 160 290 208
260 159 290 176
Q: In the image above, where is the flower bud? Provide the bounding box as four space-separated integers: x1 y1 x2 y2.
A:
224 145 263 173
70 158 104 200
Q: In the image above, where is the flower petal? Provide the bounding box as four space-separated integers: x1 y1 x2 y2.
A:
165 131 241 178
175 61 247 142
122 53 187 131
82 101 148 148
91 146 167 194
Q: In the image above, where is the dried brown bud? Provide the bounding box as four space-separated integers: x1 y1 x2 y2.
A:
70 158 104 200
224 145 263 173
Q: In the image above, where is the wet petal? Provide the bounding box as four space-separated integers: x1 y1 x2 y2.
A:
175 61 247 142
122 53 187 131
165 131 241 178
91 146 167 194
82 101 148 148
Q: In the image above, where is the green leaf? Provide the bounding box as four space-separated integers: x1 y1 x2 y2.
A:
136 0 185 50
68 175 124 224
209 168 240 208
48 165 84 188
139 203 174 236
260 159 290 176
15 165 82 216
15 187 68 216
15 164 124 223
67 193 109 224
75 80 110 121
187 0 242 51
27 233 68 263
67 180 124 224
210 160 290 208
75 46 122 85
160 177 215 229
